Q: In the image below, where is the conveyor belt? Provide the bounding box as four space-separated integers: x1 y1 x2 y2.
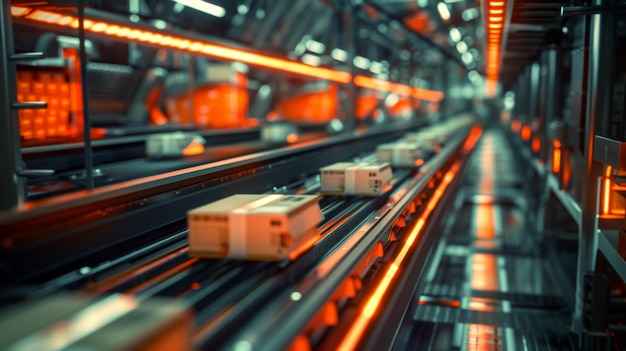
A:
391 128 576 351
0 124 415 284
0 121 476 350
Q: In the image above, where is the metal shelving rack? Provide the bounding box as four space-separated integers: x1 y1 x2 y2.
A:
507 1 626 349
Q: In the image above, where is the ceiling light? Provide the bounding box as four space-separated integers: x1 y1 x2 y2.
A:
462 8 479 21
305 39 325 54
353 56 371 70
173 0 225 18
237 4 249 14
456 41 468 53
301 54 321 66
331 48 347 62
461 52 473 64
370 61 383 74
449 27 461 42
437 3 451 21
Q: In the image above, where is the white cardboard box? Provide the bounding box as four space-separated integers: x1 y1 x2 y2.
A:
188 194 323 260
321 162 392 196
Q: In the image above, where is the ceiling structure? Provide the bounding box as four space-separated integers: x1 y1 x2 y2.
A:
153 0 569 95
367 0 568 92
20 0 571 94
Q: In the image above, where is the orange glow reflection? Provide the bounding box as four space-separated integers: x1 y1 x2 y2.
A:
521 125 531 141
531 135 541 153
467 324 499 351
470 253 498 291
468 298 497 312
11 6 29 16
484 0 507 97
354 75 444 102
288 234 320 261
475 204 495 239
510 120 521 133
182 140 205 156
286 133 299 144
417 298 462 308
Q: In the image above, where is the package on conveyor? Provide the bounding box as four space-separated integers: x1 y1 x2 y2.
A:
0 294 193 351
320 161 392 196
188 194 323 261
377 142 426 167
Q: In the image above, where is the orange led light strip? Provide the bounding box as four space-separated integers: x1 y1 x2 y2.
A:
602 165 612 215
552 139 561 174
354 75 445 102
12 7 351 84
484 0 507 97
338 127 482 351
14 7 446 103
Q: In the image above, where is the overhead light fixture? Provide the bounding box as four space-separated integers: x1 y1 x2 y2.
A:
369 61 383 74
461 52 473 64
173 0 226 18
305 39 326 54
437 2 451 21
456 41 468 53
301 54 321 67
331 48 347 62
449 27 462 42
153 19 168 29
416 0 429 8
461 8 479 21
484 0 507 97
293 43 306 56
468 70 481 83
353 56 371 70
173 2 185 13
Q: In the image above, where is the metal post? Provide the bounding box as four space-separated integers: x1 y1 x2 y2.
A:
78 0 94 189
574 0 614 331
0 1 25 210
528 62 541 125
534 49 559 235
543 47 559 161
520 67 530 123
517 69 525 122
342 1 356 132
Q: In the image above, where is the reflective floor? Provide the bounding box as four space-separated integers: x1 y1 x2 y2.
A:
394 129 576 351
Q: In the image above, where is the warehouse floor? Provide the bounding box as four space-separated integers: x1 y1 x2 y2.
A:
392 128 577 351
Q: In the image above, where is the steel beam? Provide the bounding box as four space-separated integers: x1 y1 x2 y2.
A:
0 1 25 210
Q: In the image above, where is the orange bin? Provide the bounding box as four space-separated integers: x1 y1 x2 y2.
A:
388 97 412 117
16 67 77 144
164 72 249 129
275 85 338 123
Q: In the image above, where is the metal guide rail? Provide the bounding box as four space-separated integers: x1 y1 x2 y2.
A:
0 121 481 351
